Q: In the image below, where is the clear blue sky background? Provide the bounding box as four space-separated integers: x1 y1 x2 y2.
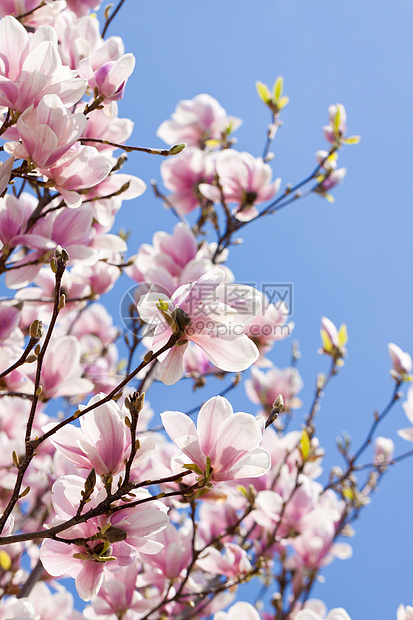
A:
92 2 413 617
3 1 412 617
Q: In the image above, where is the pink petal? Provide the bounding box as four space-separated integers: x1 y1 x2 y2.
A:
161 410 205 468
197 396 233 459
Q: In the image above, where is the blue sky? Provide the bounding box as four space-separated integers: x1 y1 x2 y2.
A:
93 1 413 617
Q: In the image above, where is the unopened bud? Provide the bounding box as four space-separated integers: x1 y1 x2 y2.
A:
143 350 153 363
26 355 37 364
61 248 70 264
73 409 81 419
50 257 57 274
30 319 40 338
169 143 186 155
176 339 188 346
272 394 284 412
58 294 66 310
35 385 42 396
34 344 41 356
85 468 96 492
12 451 20 467
104 526 127 543
20 486 30 498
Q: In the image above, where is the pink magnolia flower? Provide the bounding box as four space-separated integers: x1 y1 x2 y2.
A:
28 582 81 620
79 54 135 103
127 222 232 298
49 393 154 478
40 476 169 600
322 103 359 147
138 522 193 580
373 436 394 466
323 104 348 144
214 602 261 620
4 94 86 168
199 150 281 221
33 335 94 399
245 366 303 414
313 151 346 202
12 203 96 264
290 517 352 570
319 316 347 362
197 542 251 577
157 93 242 147
388 342 412 378
83 565 150 620
0 192 37 248
40 144 113 208
161 395 270 481
0 16 86 113
138 267 260 384
160 146 215 215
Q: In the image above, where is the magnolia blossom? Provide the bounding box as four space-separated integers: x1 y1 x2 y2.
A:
83 565 150 620
157 93 242 147
79 53 135 103
138 522 193 580
4 94 86 168
161 395 270 481
49 393 154 478
388 342 412 378
373 436 394 466
0 16 86 112
138 267 260 384
322 103 359 147
160 146 215 215
0 192 37 249
127 222 233 297
199 150 280 221
197 542 251 577
319 316 347 362
40 144 113 209
245 366 303 413
40 476 169 600
33 336 94 399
